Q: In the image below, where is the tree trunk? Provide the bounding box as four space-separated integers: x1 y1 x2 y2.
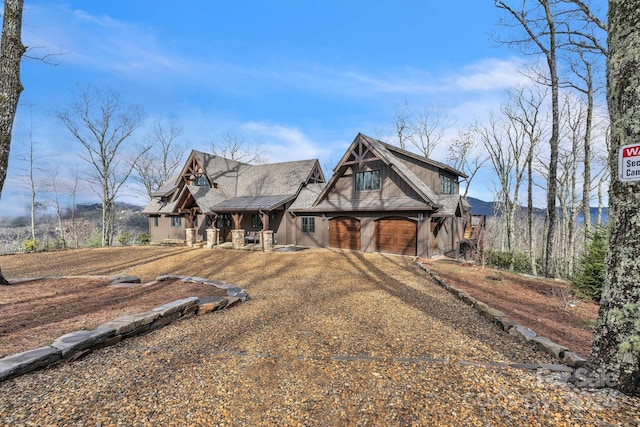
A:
573 0 640 396
0 0 25 285
583 62 594 237
544 15 560 278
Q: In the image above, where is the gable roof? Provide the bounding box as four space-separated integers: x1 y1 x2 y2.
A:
288 183 326 211
312 133 443 211
143 150 324 215
293 133 468 216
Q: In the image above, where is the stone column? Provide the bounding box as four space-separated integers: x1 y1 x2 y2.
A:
206 228 219 249
185 228 196 247
231 229 245 249
261 230 274 252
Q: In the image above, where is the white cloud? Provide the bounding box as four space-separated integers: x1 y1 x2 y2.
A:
23 4 191 79
241 122 332 163
451 58 530 91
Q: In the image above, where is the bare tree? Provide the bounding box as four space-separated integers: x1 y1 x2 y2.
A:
43 168 69 249
133 116 185 199
556 93 585 276
504 85 548 275
394 100 412 150
496 0 562 277
12 105 44 242
476 111 528 269
57 85 148 247
0 0 25 284
406 107 455 158
572 0 640 397
210 132 266 164
447 126 487 198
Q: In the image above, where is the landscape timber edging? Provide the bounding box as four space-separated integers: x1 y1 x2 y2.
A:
415 261 587 369
0 275 248 383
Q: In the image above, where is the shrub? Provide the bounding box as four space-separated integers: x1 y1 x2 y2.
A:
118 231 133 246
573 226 607 301
484 250 538 275
45 237 66 251
85 229 102 248
135 233 150 245
22 238 39 253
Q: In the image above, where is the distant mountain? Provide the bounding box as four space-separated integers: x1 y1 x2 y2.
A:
465 196 608 224
465 197 496 216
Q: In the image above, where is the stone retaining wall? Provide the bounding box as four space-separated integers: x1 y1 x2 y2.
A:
416 261 587 368
0 275 248 383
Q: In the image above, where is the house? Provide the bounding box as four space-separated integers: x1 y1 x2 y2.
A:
288 133 469 258
142 150 325 247
143 133 468 257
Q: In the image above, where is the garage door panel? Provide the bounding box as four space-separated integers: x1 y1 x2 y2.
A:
375 218 417 256
329 217 360 250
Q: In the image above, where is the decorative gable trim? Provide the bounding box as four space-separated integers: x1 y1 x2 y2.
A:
342 137 380 166
180 152 212 188
313 133 441 208
307 161 325 184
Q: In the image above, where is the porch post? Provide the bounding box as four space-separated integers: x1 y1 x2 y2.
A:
206 228 219 249
230 212 245 249
261 230 274 252
185 228 196 247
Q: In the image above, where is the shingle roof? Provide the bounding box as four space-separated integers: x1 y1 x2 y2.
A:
288 183 326 210
186 185 226 210
141 197 180 215
432 194 465 217
146 150 323 215
151 175 180 197
234 159 319 197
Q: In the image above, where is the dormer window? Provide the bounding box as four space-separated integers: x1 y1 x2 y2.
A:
440 174 457 195
192 175 208 186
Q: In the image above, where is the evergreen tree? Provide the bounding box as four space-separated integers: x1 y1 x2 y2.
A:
573 226 607 301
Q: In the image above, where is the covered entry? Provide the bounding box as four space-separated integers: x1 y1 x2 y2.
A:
329 217 361 250
375 218 417 256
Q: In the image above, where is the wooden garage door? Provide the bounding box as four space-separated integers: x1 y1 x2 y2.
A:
329 217 361 250
375 218 417 256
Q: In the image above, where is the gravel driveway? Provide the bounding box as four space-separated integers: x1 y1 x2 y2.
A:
0 248 637 425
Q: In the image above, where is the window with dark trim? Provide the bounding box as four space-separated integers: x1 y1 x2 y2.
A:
251 214 263 229
355 170 381 191
193 175 208 186
171 217 182 227
440 174 457 195
301 217 315 233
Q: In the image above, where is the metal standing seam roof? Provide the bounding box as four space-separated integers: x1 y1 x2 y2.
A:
209 195 296 212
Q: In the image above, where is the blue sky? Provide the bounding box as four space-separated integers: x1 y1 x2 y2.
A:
2 1 534 216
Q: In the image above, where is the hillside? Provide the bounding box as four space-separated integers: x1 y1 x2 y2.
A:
466 196 608 223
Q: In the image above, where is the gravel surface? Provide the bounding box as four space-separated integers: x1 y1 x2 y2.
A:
1 247 638 426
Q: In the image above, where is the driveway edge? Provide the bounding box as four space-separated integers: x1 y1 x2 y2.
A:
415 261 587 369
0 275 248 383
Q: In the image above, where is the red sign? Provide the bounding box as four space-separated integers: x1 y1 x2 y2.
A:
619 144 640 182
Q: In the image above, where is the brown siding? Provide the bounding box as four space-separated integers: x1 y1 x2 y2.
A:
295 215 327 248
326 162 421 202
149 216 187 243
391 152 452 194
